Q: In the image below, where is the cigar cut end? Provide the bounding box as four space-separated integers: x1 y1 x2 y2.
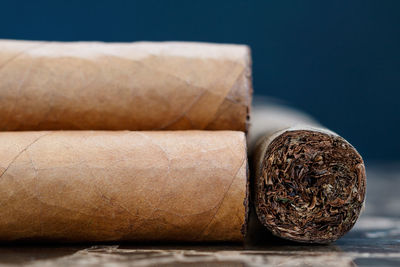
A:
255 130 366 243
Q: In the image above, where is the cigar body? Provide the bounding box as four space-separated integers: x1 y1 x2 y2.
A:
0 131 248 242
0 40 252 131
249 103 366 243
248 103 319 153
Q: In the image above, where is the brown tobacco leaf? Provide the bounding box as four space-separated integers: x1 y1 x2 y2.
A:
255 130 366 243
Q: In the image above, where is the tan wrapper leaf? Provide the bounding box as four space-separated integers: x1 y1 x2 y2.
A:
0 40 252 131
0 131 248 242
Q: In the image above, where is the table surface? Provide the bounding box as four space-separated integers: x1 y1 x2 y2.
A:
0 164 399 267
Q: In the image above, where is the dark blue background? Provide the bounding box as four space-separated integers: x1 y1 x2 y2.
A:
0 0 399 161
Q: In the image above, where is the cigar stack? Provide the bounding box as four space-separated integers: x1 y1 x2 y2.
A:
0 40 365 244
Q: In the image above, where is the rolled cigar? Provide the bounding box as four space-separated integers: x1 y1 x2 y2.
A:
249 102 366 243
0 40 252 131
0 131 248 242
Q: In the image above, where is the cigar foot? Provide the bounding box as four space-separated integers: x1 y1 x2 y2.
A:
255 130 366 243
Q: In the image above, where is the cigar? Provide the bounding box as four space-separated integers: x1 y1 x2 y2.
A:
0 131 248 242
0 40 252 131
249 103 366 243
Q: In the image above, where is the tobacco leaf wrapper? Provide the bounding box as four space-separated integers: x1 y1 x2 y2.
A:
249 104 366 243
0 131 248 242
0 40 252 131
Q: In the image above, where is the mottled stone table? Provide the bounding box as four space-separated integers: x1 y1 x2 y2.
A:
0 164 399 266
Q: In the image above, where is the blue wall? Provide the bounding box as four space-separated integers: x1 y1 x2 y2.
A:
1 0 399 161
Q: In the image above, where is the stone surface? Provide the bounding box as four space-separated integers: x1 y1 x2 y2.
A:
0 164 399 266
